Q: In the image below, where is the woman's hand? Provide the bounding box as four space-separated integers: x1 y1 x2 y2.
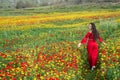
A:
78 43 81 48
102 42 107 45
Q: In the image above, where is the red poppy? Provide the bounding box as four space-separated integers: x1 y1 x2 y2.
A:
0 52 7 58
12 78 17 80
2 77 7 80
20 62 28 72
37 74 40 79
50 34 54 37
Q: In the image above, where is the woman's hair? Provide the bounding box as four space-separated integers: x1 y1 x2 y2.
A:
90 23 99 41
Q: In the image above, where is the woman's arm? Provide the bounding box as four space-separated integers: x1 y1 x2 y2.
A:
98 36 106 45
78 31 91 47
78 43 81 47
102 41 107 45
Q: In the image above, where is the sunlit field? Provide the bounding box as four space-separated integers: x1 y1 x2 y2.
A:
0 4 120 80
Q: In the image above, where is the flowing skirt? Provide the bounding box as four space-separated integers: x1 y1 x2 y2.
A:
87 40 98 67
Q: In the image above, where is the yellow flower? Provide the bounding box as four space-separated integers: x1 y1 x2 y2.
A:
34 77 37 80
40 76 44 79
0 10 120 31
35 64 38 69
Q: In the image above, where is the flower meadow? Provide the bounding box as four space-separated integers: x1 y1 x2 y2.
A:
0 5 120 80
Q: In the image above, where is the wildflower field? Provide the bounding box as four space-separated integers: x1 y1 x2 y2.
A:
0 3 120 80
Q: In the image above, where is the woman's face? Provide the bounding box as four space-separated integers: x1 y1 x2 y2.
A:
89 24 92 30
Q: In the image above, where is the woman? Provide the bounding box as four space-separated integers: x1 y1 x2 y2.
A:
78 23 106 70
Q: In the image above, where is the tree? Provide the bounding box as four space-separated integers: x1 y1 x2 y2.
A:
16 1 25 9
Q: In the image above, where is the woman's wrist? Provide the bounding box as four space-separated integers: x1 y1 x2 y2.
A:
78 43 81 47
79 43 82 45
102 42 106 45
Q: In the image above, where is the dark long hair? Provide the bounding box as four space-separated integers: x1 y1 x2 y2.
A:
90 23 99 41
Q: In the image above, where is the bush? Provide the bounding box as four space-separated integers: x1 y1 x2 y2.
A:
40 2 48 6
24 1 34 8
0 6 3 9
16 1 25 9
16 1 34 9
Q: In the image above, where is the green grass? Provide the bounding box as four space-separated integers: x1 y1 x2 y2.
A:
0 2 120 16
0 3 120 80
0 20 120 53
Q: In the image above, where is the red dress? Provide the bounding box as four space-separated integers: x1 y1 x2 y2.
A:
81 32 103 67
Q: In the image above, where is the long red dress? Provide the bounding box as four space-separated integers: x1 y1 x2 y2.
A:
81 32 103 67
